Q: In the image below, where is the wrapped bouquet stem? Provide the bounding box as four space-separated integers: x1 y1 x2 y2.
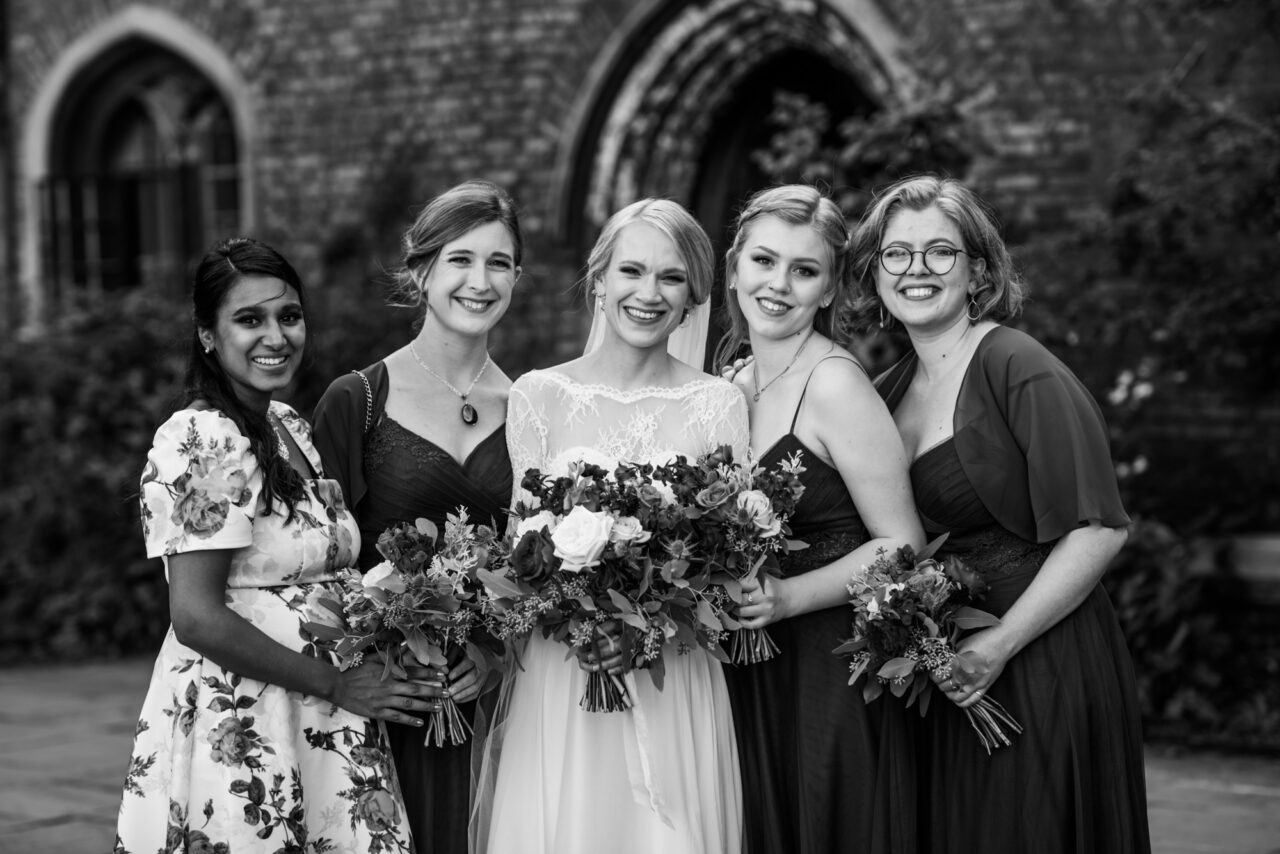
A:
836 536 1023 755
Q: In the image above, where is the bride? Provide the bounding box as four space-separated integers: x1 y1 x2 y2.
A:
476 199 746 853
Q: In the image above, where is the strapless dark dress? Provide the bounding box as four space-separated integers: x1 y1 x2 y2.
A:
723 433 916 854
911 439 1150 854
360 417 511 854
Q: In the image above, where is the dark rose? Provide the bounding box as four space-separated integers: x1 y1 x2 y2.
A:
511 528 558 586
171 489 230 539
207 717 252 767
353 787 401 833
704 445 734 468
943 555 986 597
694 480 734 510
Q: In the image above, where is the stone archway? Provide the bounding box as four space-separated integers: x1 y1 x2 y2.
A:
555 0 911 366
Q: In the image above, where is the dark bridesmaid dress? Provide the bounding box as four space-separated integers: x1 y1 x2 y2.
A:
313 362 512 854
879 327 1151 854
724 359 917 854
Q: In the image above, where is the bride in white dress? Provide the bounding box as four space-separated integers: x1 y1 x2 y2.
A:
476 199 746 853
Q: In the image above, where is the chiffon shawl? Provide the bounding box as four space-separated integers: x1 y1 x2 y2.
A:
876 325 1129 542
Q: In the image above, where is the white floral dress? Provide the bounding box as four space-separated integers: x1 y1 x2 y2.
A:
115 403 412 854
477 371 749 854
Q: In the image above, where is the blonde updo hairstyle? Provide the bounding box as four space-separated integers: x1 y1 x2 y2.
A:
580 198 715 314
389 180 523 323
714 184 852 370
848 175 1024 331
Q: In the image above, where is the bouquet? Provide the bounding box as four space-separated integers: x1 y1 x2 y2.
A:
834 536 1023 754
305 510 506 746
480 459 738 712
658 445 806 664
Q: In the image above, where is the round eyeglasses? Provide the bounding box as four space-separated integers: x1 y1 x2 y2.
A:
878 246 977 276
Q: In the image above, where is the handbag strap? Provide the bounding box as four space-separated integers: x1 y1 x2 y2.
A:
353 369 374 435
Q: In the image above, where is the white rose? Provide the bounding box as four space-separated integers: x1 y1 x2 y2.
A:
514 509 558 539
363 560 406 594
736 490 782 538
610 515 651 545
550 506 615 572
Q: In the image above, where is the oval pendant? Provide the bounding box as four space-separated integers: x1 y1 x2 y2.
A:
460 402 479 426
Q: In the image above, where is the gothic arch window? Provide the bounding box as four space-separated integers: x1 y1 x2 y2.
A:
557 0 902 368
41 40 241 300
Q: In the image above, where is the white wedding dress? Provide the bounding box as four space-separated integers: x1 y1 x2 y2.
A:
476 369 748 854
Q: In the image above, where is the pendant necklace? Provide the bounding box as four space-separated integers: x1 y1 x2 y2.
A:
409 341 490 426
752 327 816 402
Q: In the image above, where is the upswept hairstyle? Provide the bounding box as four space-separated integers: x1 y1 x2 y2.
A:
389 180 524 315
183 237 306 520
580 198 715 309
713 184 852 370
847 174 1024 331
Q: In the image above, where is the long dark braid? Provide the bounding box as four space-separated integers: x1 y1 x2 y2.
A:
183 237 306 521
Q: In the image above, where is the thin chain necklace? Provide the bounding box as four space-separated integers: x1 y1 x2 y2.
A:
752 327 816 402
408 341 491 426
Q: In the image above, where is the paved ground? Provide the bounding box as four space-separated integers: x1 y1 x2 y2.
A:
1 658 1278 854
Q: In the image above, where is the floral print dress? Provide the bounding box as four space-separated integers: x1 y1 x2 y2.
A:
115 403 412 854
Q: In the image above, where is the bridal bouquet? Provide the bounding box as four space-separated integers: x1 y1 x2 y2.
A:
480 459 738 712
305 510 507 746
656 444 806 664
834 537 1023 754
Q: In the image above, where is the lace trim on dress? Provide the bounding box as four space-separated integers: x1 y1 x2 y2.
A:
782 531 866 577
365 416 459 474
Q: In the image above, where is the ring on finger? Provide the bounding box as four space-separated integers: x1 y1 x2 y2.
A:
746 593 755 605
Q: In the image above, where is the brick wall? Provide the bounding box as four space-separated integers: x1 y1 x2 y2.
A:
4 0 1276 383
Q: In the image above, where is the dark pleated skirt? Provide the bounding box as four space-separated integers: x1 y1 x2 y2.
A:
923 571 1151 854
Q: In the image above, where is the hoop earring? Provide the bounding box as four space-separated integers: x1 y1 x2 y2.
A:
967 293 982 323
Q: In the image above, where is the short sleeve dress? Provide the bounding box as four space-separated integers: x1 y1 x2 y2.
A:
877 327 1150 854
114 403 411 854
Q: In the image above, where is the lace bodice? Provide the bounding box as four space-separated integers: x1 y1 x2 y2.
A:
506 370 750 500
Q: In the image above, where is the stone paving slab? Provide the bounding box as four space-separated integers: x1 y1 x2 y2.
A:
2 658 1278 854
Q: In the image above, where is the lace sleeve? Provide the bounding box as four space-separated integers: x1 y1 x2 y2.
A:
505 378 548 510
699 380 750 461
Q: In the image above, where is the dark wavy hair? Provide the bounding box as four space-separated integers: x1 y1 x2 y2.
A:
183 237 307 520
713 184 853 369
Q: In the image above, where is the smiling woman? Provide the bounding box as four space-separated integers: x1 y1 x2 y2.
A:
852 175 1150 854
310 180 525 854
115 237 420 853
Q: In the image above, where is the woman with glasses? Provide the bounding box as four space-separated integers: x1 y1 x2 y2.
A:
715 184 924 854
851 175 1150 853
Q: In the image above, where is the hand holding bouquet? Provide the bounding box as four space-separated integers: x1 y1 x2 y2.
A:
835 536 1023 754
480 460 736 712
305 511 506 746
659 445 805 664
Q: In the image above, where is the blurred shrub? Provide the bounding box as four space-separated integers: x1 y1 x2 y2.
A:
0 291 186 663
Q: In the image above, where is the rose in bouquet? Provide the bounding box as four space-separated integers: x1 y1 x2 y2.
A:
480 460 735 712
654 444 806 664
834 536 1023 754
305 510 506 746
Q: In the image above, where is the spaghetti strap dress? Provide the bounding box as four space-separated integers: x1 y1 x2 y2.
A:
723 357 917 854
879 326 1150 854
313 363 512 854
